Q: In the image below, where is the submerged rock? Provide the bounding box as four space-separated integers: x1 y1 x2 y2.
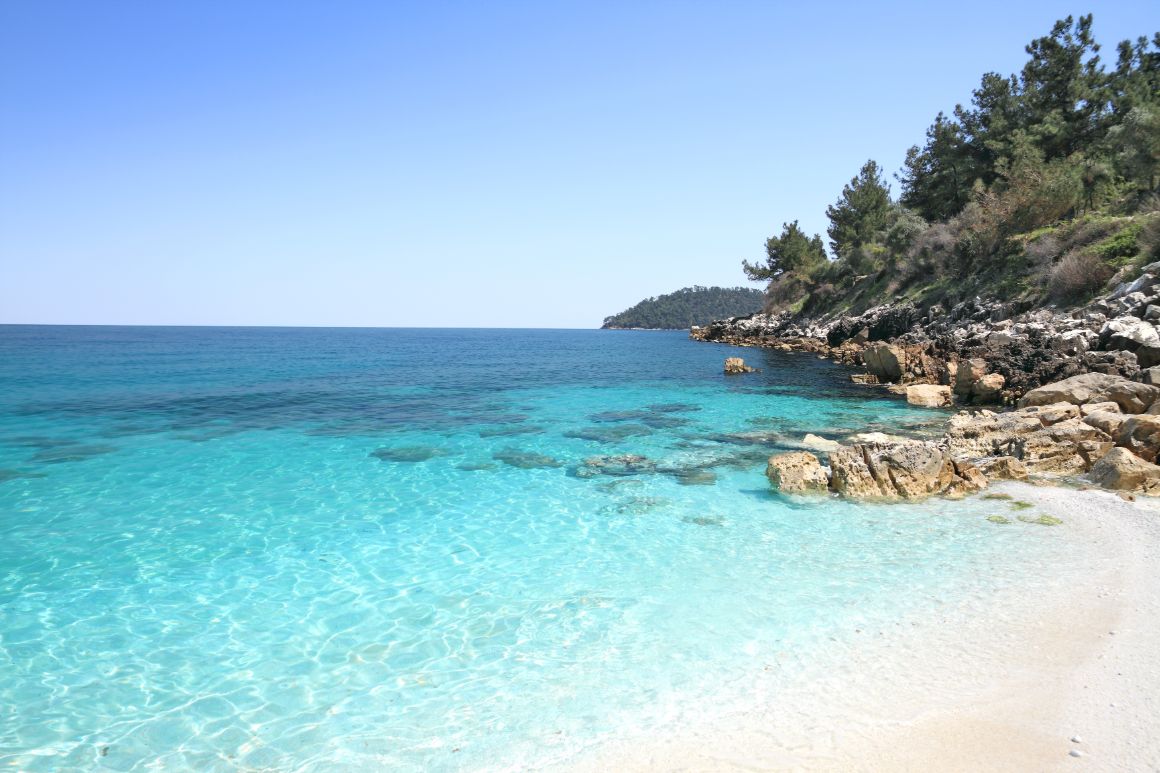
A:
646 403 702 413
765 451 829 494
30 443 118 464
456 461 498 471
640 414 691 429
600 496 671 515
0 468 47 483
477 425 545 437
682 514 725 526
563 424 653 443
588 410 653 423
492 448 563 469
669 469 717 486
370 445 447 463
573 454 657 478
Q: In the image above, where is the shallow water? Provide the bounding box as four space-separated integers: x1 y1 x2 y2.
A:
0 326 1074 770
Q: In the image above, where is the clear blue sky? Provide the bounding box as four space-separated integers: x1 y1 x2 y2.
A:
1 2 1155 327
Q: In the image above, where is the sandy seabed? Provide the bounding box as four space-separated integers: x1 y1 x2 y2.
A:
567 483 1160 772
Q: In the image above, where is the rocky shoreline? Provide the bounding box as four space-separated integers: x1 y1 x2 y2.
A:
694 261 1160 499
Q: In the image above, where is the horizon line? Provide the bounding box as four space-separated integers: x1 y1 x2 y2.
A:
0 322 678 331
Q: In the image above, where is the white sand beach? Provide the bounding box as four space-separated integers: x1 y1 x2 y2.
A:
573 483 1160 772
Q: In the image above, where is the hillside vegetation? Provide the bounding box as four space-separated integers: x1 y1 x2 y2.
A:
743 15 1159 319
602 286 765 329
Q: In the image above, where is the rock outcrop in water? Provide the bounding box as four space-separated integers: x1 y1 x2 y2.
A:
764 451 829 494
723 357 755 374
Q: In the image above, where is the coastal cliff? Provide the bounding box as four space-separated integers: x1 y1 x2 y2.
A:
693 260 1160 401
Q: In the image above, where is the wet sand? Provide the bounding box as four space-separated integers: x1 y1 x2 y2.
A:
570 483 1160 772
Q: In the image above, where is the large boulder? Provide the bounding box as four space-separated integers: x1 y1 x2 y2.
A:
1089 447 1160 494
1141 365 1160 385
943 407 1112 475
1099 317 1160 352
827 441 983 500
1083 410 1128 437
1079 401 1121 416
976 455 1029 481
906 384 953 408
954 358 988 397
1018 402 1080 425
1115 415 1160 463
801 433 841 452
1109 272 1159 300
862 343 905 383
944 410 1043 458
1011 418 1113 474
971 373 1006 403
766 451 830 494
1018 373 1160 414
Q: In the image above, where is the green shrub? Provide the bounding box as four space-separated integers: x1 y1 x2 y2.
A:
1093 222 1143 266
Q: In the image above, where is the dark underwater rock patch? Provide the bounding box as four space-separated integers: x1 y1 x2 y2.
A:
572 454 658 478
668 469 718 486
696 430 784 446
478 425 545 438
370 446 448 463
563 424 653 443
588 410 654 423
99 423 166 438
640 415 691 429
0 469 47 484
600 496 672 516
457 461 498 471
6 435 79 449
595 478 646 492
492 448 563 469
177 427 244 442
682 514 725 526
647 403 702 413
30 444 119 464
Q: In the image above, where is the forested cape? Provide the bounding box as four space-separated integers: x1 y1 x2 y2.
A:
744 14 1160 317
601 286 765 329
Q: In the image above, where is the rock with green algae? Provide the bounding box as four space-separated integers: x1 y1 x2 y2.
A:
1018 514 1064 525
986 514 1012 524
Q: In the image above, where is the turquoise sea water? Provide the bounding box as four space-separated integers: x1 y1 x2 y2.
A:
0 327 1069 770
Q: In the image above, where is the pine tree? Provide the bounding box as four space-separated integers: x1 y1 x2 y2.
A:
826 160 892 260
742 221 826 280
